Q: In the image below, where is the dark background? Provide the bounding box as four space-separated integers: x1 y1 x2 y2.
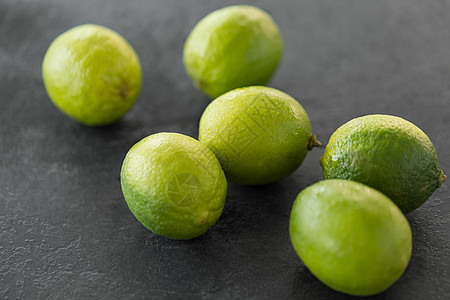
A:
1 0 449 299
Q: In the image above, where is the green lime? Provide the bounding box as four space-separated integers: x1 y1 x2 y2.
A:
199 86 320 185
183 5 283 99
42 24 142 126
290 179 412 296
320 114 446 213
120 132 227 240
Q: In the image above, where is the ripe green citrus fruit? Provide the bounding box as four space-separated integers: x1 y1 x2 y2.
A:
290 179 412 296
199 86 320 185
42 24 142 126
183 5 283 99
120 132 227 240
320 114 446 213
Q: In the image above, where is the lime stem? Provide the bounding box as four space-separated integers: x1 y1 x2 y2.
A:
308 134 322 151
438 170 446 187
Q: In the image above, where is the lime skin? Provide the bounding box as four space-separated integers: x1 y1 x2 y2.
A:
289 179 412 296
120 132 227 240
42 24 142 126
320 114 446 213
183 5 283 99
199 86 319 185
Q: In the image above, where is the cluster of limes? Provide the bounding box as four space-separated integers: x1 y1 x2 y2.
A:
42 5 446 296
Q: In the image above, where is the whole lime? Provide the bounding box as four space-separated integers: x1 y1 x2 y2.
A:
42 24 142 126
290 179 412 296
320 114 446 213
183 5 283 99
199 86 320 185
120 132 227 240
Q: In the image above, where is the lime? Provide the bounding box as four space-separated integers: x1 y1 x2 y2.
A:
183 5 283 99
42 24 142 126
120 132 227 240
199 86 320 185
320 114 446 213
290 179 412 296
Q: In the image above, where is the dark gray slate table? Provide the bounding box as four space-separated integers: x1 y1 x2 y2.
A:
1 0 449 299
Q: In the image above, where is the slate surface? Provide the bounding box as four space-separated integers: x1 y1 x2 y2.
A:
1 0 449 299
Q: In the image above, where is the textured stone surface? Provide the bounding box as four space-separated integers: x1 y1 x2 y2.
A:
1 0 449 299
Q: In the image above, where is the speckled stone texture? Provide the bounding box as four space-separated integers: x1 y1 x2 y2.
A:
1 0 449 299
